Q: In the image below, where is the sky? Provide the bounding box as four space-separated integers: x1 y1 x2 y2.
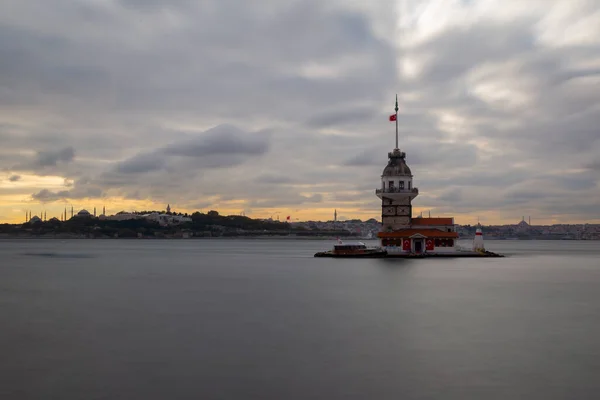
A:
1 0 599 225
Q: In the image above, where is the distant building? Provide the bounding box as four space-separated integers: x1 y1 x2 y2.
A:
142 212 191 226
107 211 140 221
74 209 92 218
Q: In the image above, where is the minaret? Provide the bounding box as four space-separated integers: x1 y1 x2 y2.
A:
376 96 418 231
71 206 73 218
166 204 171 214
334 209 337 222
103 206 106 216
94 207 96 217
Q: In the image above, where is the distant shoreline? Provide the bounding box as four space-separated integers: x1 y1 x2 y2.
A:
0 236 595 241
0 235 356 241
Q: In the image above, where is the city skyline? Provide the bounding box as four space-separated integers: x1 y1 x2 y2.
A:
7 204 597 228
1 0 599 224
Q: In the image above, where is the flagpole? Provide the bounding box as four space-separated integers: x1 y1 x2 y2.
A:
395 94 399 149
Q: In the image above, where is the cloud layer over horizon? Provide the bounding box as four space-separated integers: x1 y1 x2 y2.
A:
1 0 599 224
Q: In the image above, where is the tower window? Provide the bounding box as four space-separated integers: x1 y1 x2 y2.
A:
408 181 411 190
388 181 394 190
399 181 404 189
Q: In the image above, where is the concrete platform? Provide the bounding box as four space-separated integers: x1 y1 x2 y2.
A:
314 250 504 258
385 251 504 258
314 251 387 258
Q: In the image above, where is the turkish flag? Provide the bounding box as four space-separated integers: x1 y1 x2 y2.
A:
426 239 434 251
402 239 411 251
389 114 397 121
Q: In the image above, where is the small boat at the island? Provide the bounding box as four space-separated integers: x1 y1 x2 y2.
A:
314 240 387 258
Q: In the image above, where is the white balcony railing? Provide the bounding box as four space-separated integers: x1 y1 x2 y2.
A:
375 188 419 195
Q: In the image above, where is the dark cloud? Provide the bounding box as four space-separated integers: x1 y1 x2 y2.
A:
8 175 21 182
554 175 597 191
29 173 105 203
7 145 74 172
35 147 75 167
6 146 77 177
31 182 103 203
1 0 599 222
163 125 269 158
114 125 269 176
116 153 166 174
31 189 70 202
584 160 600 172
0 0 395 123
438 188 463 202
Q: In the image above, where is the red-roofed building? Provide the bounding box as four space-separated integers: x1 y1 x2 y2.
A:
412 217 454 226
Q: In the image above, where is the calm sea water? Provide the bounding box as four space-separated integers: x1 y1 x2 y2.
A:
1 239 599 400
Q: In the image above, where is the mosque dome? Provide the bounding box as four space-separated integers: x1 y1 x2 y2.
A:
382 149 412 177
29 215 41 223
76 209 91 217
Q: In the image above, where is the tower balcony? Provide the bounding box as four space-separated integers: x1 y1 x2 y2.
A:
376 187 419 195
375 187 419 200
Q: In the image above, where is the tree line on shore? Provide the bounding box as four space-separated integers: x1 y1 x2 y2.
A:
0 210 358 238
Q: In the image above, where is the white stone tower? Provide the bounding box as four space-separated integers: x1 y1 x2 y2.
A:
376 149 418 230
375 95 419 231
473 223 485 251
